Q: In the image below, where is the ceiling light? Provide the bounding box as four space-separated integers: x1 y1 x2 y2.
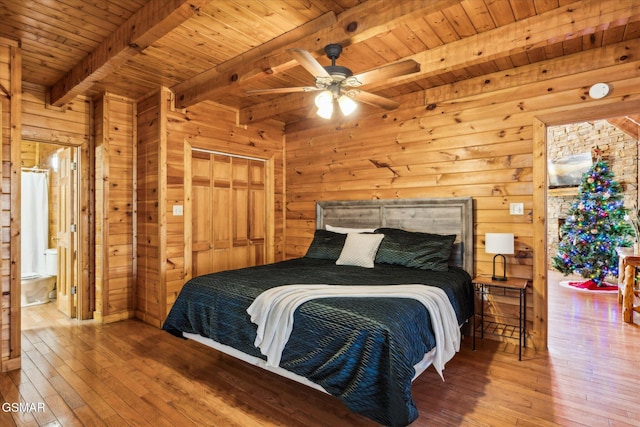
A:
317 103 333 119
315 90 334 119
338 94 357 116
588 82 610 99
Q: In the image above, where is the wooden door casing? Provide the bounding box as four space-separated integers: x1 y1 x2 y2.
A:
191 151 266 277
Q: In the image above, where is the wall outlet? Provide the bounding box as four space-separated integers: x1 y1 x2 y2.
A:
510 202 524 215
173 205 184 216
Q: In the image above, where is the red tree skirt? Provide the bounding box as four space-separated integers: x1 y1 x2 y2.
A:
561 279 618 292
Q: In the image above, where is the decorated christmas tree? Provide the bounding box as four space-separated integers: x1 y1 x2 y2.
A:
552 154 635 285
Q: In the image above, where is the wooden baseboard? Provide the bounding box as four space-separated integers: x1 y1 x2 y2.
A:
94 310 136 324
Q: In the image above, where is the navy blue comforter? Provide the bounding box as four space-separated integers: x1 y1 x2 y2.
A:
163 257 473 426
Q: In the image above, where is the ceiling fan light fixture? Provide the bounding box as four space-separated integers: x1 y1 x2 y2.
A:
315 90 334 119
316 103 334 119
338 94 357 116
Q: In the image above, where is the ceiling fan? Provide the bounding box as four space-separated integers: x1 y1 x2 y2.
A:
246 44 420 119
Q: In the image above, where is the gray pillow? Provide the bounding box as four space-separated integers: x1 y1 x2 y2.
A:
304 230 347 260
374 228 455 271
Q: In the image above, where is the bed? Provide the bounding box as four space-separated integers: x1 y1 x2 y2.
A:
163 197 475 426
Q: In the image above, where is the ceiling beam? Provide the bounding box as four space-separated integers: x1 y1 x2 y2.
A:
172 0 462 108
48 0 212 107
607 116 640 139
171 10 338 108
362 0 640 92
239 0 640 124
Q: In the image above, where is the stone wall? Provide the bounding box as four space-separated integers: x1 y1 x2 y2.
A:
547 120 638 271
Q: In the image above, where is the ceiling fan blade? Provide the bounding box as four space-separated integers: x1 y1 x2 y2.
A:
289 48 331 78
246 86 320 95
349 60 420 86
347 90 399 110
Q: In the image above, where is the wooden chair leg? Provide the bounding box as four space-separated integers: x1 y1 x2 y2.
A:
623 265 634 323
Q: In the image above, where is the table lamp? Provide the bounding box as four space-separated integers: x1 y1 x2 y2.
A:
485 233 514 281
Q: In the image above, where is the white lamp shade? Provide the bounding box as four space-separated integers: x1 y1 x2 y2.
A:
314 90 332 108
485 233 514 254
338 94 357 115
316 104 333 119
315 90 334 119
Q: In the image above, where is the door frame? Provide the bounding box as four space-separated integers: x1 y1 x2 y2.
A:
532 99 640 351
15 139 94 321
183 141 275 284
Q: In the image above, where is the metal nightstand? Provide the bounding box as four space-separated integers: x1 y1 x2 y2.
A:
472 276 528 360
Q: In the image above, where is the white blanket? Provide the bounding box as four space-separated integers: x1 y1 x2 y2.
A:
247 284 460 379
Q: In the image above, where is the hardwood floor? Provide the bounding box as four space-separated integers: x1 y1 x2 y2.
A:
3 271 639 426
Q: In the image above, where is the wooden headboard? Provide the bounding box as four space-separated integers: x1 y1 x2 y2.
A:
316 197 474 275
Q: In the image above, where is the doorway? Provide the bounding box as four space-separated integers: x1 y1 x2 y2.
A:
20 141 81 319
546 119 639 283
532 101 640 350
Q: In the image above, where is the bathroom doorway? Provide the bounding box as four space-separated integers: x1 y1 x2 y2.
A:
21 141 81 319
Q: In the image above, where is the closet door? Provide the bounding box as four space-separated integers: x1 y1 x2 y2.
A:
191 152 266 276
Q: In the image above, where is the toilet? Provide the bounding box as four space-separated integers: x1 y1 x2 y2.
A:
21 248 57 307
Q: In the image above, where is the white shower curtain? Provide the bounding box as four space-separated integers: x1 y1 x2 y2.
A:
21 171 49 277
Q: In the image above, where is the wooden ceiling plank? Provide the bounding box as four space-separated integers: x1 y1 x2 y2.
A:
385 24 429 56
460 0 496 33
562 35 583 55
276 0 339 21
441 3 479 38
509 0 538 20
361 0 640 92
48 0 213 107
31 0 120 37
606 117 640 139
232 0 312 34
424 38 640 106
485 0 516 27
178 16 256 61
173 0 463 108
602 24 627 45
172 10 339 107
403 17 445 50
622 18 640 40
1 3 104 48
423 11 460 44
198 1 291 47
543 41 565 59
239 9 640 123
533 0 560 14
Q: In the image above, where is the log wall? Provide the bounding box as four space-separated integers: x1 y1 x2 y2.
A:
136 90 164 326
284 39 640 350
0 37 20 370
94 93 136 323
135 89 285 327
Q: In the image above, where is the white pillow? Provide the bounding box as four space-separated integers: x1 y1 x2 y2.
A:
326 224 376 234
336 233 385 268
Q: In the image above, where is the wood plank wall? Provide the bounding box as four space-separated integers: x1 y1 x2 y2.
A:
94 94 136 323
284 38 640 351
0 37 20 370
135 89 285 327
136 90 164 326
